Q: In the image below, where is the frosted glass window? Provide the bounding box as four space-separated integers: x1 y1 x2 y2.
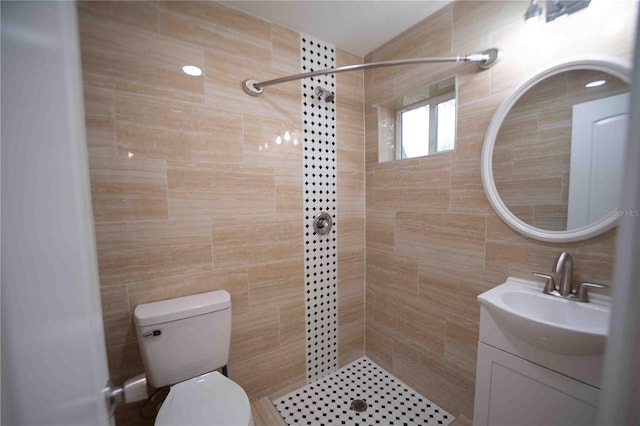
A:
400 105 429 159
435 99 456 152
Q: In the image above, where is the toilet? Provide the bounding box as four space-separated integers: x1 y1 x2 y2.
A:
134 290 253 426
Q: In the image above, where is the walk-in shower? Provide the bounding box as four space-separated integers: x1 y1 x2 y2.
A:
242 48 499 96
274 358 455 425
245 39 500 425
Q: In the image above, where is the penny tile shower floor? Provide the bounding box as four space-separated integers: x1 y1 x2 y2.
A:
273 357 454 426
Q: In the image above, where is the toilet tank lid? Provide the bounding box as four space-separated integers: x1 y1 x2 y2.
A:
134 290 230 327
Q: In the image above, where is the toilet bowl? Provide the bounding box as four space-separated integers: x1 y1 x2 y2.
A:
133 290 252 426
155 371 252 426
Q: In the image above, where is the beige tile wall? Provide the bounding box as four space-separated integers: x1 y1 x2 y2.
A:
82 1 635 423
364 1 636 419
78 2 364 425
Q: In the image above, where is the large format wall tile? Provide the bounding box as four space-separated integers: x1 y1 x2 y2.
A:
89 157 168 222
114 94 243 164
95 220 212 286
78 1 159 34
158 2 272 64
83 86 116 157
364 1 636 420
167 161 276 219
79 8 205 104
127 270 250 316
247 258 304 310
80 5 365 424
211 214 302 268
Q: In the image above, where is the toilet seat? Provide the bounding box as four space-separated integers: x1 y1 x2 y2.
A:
155 371 252 426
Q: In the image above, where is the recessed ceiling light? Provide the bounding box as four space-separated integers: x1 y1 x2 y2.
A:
585 79 606 88
182 65 202 76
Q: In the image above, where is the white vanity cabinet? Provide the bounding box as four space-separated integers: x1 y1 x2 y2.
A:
472 278 609 426
474 341 599 426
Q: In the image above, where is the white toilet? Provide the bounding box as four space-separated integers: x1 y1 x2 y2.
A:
134 290 253 426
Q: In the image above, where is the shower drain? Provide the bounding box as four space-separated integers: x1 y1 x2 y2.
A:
349 399 368 413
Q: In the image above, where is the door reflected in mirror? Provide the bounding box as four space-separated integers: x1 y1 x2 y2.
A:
492 69 629 232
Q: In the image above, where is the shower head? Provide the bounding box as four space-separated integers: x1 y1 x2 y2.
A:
314 86 335 102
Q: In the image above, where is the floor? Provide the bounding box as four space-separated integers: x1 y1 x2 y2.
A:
252 396 287 426
270 357 455 426
252 399 470 426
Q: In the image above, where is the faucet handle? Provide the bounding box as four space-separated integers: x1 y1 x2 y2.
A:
575 282 608 303
532 272 557 294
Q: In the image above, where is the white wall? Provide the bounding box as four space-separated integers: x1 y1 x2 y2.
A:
598 4 640 425
1 2 110 424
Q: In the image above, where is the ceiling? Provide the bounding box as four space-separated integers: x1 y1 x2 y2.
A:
218 1 452 57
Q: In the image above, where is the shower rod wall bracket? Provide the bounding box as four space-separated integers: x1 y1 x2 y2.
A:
476 47 499 70
242 79 264 96
242 48 499 96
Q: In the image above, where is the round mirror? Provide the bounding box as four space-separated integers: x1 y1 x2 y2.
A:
481 59 631 242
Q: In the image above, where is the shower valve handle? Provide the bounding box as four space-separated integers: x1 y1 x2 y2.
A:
313 212 333 235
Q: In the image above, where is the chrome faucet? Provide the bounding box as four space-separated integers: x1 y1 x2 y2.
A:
553 252 573 296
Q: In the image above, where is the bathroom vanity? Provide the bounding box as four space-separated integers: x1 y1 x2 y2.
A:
474 56 626 425
473 277 610 426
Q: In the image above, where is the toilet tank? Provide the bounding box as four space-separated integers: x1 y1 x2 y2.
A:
133 290 231 388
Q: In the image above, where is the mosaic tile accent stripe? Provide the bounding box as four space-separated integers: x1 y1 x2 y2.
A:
274 357 455 426
301 34 338 382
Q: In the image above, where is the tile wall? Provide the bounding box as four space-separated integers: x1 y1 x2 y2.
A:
80 1 637 424
364 1 637 419
77 2 364 424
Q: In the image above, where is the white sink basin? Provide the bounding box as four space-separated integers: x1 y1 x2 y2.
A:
478 277 610 355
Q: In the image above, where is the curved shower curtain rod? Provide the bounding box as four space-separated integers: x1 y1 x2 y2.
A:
242 48 499 96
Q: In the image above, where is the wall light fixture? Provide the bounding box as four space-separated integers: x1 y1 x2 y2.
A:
524 0 543 24
524 0 593 24
546 0 592 22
